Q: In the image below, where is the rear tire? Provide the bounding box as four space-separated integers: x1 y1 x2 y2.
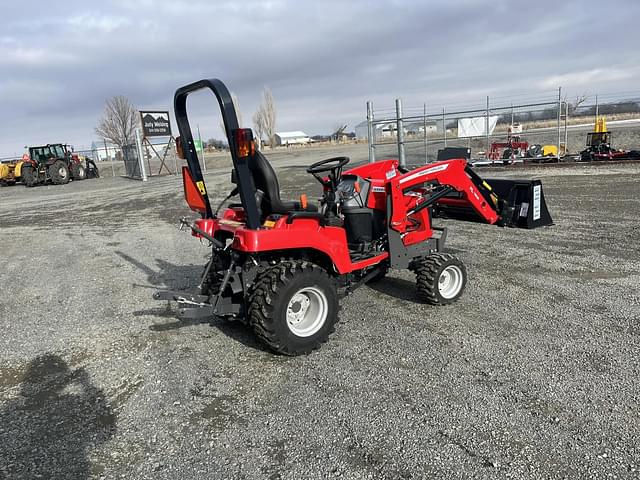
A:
21 165 38 187
248 261 338 355
49 161 70 185
414 253 467 305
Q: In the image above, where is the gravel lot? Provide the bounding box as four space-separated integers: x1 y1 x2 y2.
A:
1 146 639 479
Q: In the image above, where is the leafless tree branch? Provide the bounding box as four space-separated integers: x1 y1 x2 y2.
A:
95 96 140 148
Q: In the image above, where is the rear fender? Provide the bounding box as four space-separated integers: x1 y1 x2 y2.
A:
231 218 355 274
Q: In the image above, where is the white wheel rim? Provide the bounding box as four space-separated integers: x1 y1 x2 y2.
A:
59 167 67 178
286 286 328 337
438 265 464 299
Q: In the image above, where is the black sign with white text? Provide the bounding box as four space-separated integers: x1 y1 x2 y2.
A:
141 111 171 137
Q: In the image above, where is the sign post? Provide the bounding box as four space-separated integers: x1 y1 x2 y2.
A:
135 128 148 182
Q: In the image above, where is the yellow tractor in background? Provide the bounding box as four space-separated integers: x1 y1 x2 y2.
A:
0 155 27 186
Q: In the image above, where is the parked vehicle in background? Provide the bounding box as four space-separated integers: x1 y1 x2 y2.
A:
21 143 87 187
579 117 640 162
0 156 26 186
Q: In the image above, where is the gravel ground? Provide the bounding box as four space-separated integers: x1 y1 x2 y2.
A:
0 146 639 479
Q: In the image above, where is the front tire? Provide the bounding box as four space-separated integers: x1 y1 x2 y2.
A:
49 161 70 185
248 261 338 355
414 253 467 305
71 163 86 180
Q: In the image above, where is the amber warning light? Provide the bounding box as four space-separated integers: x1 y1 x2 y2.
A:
233 128 255 158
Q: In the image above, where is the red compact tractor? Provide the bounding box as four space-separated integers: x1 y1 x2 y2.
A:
155 79 553 355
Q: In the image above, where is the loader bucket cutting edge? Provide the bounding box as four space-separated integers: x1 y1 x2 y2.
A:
434 178 553 229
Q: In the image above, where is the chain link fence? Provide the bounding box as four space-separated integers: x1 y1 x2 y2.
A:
364 90 640 166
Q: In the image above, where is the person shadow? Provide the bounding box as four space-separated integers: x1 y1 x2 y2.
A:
0 354 116 479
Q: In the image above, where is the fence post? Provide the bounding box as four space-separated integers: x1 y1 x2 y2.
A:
135 129 148 182
105 139 115 177
396 98 406 168
366 101 375 163
557 86 562 161
564 101 569 156
423 102 428 164
486 96 490 158
443 108 447 148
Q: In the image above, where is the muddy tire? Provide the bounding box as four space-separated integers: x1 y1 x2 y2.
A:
49 160 70 185
21 165 38 187
414 253 467 305
71 163 86 180
248 261 338 355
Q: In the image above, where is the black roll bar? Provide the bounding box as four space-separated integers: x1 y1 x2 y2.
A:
173 79 261 229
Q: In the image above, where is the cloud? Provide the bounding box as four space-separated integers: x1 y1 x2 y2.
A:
539 67 637 90
66 13 132 33
0 0 639 156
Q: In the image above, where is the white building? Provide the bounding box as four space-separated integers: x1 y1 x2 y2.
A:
274 131 310 146
91 141 120 161
354 122 396 140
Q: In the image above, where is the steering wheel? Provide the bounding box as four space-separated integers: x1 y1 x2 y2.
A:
306 156 350 190
306 156 350 174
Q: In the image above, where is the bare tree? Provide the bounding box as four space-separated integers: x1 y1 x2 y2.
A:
252 109 266 143
254 87 277 147
564 93 588 115
95 95 139 148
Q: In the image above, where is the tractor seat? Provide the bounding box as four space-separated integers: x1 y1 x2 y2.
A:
248 151 317 215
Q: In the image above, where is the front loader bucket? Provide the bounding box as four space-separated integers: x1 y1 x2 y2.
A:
486 178 553 229
433 177 553 229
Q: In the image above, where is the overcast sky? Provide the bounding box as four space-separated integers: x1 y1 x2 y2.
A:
1 0 639 156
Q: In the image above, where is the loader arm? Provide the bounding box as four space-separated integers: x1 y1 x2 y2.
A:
389 159 500 234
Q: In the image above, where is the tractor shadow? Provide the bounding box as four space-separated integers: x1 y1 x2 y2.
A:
366 276 426 304
116 251 269 353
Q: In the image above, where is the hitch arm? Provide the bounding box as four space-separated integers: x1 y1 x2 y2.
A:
180 218 225 249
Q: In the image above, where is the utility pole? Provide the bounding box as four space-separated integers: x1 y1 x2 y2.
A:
423 102 428 164
485 96 490 156
396 98 406 168
366 101 375 163
557 86 562 161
